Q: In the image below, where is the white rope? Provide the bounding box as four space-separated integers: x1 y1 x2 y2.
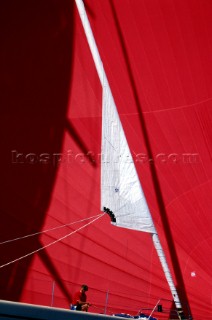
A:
0 214 102 245
0 213 105 269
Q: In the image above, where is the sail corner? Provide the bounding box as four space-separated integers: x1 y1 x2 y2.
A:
103 207 116 223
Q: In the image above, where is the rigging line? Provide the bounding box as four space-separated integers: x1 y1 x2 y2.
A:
0 214 103 245
0 213 105 269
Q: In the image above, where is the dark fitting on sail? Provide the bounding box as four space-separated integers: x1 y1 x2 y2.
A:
103 207 116 222
157 305 163 312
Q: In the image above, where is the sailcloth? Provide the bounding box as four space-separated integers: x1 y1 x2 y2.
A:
101 77 156 234
75 0 155 234
75 0 183 315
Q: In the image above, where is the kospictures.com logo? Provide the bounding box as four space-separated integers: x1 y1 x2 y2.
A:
11 150 200 166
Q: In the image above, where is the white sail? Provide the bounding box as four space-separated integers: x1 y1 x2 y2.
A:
101 78 156 233
75 0 183 317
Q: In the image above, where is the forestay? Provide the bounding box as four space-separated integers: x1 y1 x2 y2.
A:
75 0 183 317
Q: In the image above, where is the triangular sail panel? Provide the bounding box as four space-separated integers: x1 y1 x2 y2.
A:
75 0 182 315
101 77 156 234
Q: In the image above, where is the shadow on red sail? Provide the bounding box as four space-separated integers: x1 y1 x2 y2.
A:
65 119 97 167
0 0 74 301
